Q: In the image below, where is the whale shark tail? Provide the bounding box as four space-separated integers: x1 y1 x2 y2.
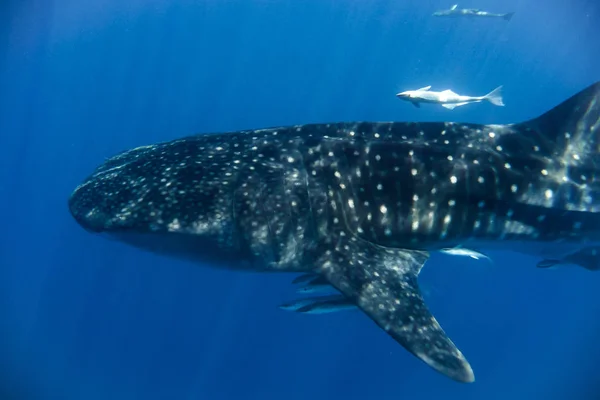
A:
503 12 515 21
483 85 504 106
518 81 600 159
314 81 600 384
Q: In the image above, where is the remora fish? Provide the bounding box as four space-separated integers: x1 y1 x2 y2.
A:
433 4 515 21
279 295 356 314
295 275 337 294
440 247 491 261
396 85 504 109
291 273 319 284
68 82 600 383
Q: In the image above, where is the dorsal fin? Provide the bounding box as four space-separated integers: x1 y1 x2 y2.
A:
416 85 432 91
451 4 458 10
517 81 600 160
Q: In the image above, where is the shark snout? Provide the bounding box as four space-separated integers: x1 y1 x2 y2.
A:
68 179 122 233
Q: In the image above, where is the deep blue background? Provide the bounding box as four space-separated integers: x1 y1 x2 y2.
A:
1 0 600 399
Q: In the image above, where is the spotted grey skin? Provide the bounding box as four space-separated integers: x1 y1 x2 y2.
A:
69 82 600 383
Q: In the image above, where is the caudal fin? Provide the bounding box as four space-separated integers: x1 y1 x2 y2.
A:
503 12 515 21
484 85 504 106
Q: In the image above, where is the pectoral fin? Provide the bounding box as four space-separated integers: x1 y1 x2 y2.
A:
441 102 469 110
317 240 475 383
412 102 421 108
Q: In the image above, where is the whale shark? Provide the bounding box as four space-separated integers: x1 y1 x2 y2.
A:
68 81 600 383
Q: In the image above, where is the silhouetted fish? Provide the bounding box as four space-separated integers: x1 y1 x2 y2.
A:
433 4 515 21
537 246 600 271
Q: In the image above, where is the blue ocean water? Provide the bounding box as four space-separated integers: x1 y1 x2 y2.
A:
1 0 600 399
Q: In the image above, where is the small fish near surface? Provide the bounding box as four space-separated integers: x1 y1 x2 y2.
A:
433 4 515 21
69 81 600 383
396 85 504 110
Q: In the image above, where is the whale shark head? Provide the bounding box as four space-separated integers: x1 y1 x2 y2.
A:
68 131 326 271
69 82 600 383
68 141 252 268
